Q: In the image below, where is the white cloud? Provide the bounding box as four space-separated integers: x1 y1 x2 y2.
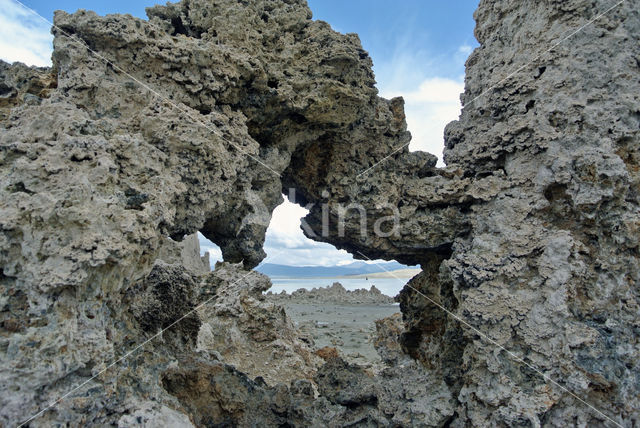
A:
457 44 473 58
381 77 464 166
198 200 388 268
263 200 356 266
264 201 310 249
0 0 53 67
196 201 358 268
263 242 354 267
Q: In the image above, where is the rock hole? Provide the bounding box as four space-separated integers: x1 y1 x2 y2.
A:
0 83 14 97
525 99 535 112
196 105 211 115
170 16 189 36
535 66 546 79
6 182 35 195
543 182 567 202
124 188 149 210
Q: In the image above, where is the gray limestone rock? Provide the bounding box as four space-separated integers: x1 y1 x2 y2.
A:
1 0 639 426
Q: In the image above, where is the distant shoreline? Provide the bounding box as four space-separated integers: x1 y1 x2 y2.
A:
336 268 421 279
267 268 421 280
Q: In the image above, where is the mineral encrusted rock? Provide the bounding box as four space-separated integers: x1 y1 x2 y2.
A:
0 0 428 424
266 282 395 304
194 261 323 386
297 0 640 425
0 62 56 123
157 232 211 274
1 0 639 426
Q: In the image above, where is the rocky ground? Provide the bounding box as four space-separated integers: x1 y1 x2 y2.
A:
266 283 400 367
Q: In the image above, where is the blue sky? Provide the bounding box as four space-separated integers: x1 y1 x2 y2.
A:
308 0 477 88
0 0 479 267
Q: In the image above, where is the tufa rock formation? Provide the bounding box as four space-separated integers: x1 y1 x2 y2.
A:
266 282 396 304
0 0 638 426
157 233 211 274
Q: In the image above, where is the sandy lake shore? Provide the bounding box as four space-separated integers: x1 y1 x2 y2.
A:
266 283 400 367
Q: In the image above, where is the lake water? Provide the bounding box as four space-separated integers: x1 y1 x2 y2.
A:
267 277 409 297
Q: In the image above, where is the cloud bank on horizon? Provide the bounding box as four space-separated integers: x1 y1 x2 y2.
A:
0 0 478 267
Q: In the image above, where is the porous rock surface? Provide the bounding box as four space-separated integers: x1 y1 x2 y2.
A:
157 233 211 275
299 0 640 425
0 0 446 425
193 260 323 386
1 0 639 426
